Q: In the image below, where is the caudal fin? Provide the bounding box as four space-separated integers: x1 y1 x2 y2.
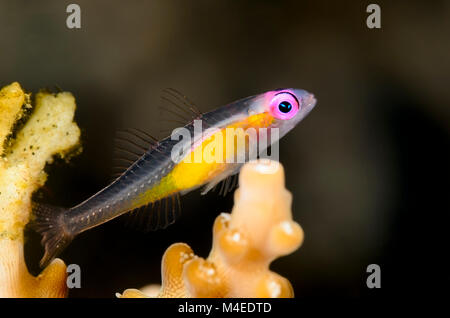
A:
31 203 73 268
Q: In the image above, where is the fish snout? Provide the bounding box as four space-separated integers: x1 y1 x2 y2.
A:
302 93 317 113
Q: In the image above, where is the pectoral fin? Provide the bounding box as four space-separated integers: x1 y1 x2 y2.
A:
201 164 242 196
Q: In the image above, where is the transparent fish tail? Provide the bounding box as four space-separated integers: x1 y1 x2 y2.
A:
31 203 73 268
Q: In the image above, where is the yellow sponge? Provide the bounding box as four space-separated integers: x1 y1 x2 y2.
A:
0 82 81 297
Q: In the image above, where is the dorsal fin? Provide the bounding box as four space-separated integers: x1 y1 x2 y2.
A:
161 88 202 119
111 128 160 180
159 88 202 135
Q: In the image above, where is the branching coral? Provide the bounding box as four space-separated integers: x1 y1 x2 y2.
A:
118 159 304 298
0 82 80 297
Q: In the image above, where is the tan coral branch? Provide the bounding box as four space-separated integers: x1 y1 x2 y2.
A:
0 82 81 298
119 159 304 298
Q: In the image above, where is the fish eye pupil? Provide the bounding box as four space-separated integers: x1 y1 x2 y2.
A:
278 101 292 113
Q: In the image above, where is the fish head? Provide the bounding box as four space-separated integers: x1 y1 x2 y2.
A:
247 88 317 139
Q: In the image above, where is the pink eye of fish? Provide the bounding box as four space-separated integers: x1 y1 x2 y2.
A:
269 91 300 120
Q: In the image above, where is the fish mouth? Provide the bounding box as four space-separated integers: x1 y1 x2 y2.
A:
306 94 317 106
303 93 317 113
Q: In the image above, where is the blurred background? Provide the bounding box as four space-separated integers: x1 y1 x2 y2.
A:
0 0 449 298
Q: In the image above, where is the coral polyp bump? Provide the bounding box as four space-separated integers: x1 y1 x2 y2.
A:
118 159 304 298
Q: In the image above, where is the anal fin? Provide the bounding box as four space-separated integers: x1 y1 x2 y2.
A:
124 193 181 232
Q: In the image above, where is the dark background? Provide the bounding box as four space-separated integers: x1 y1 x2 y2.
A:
0 0 448 298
